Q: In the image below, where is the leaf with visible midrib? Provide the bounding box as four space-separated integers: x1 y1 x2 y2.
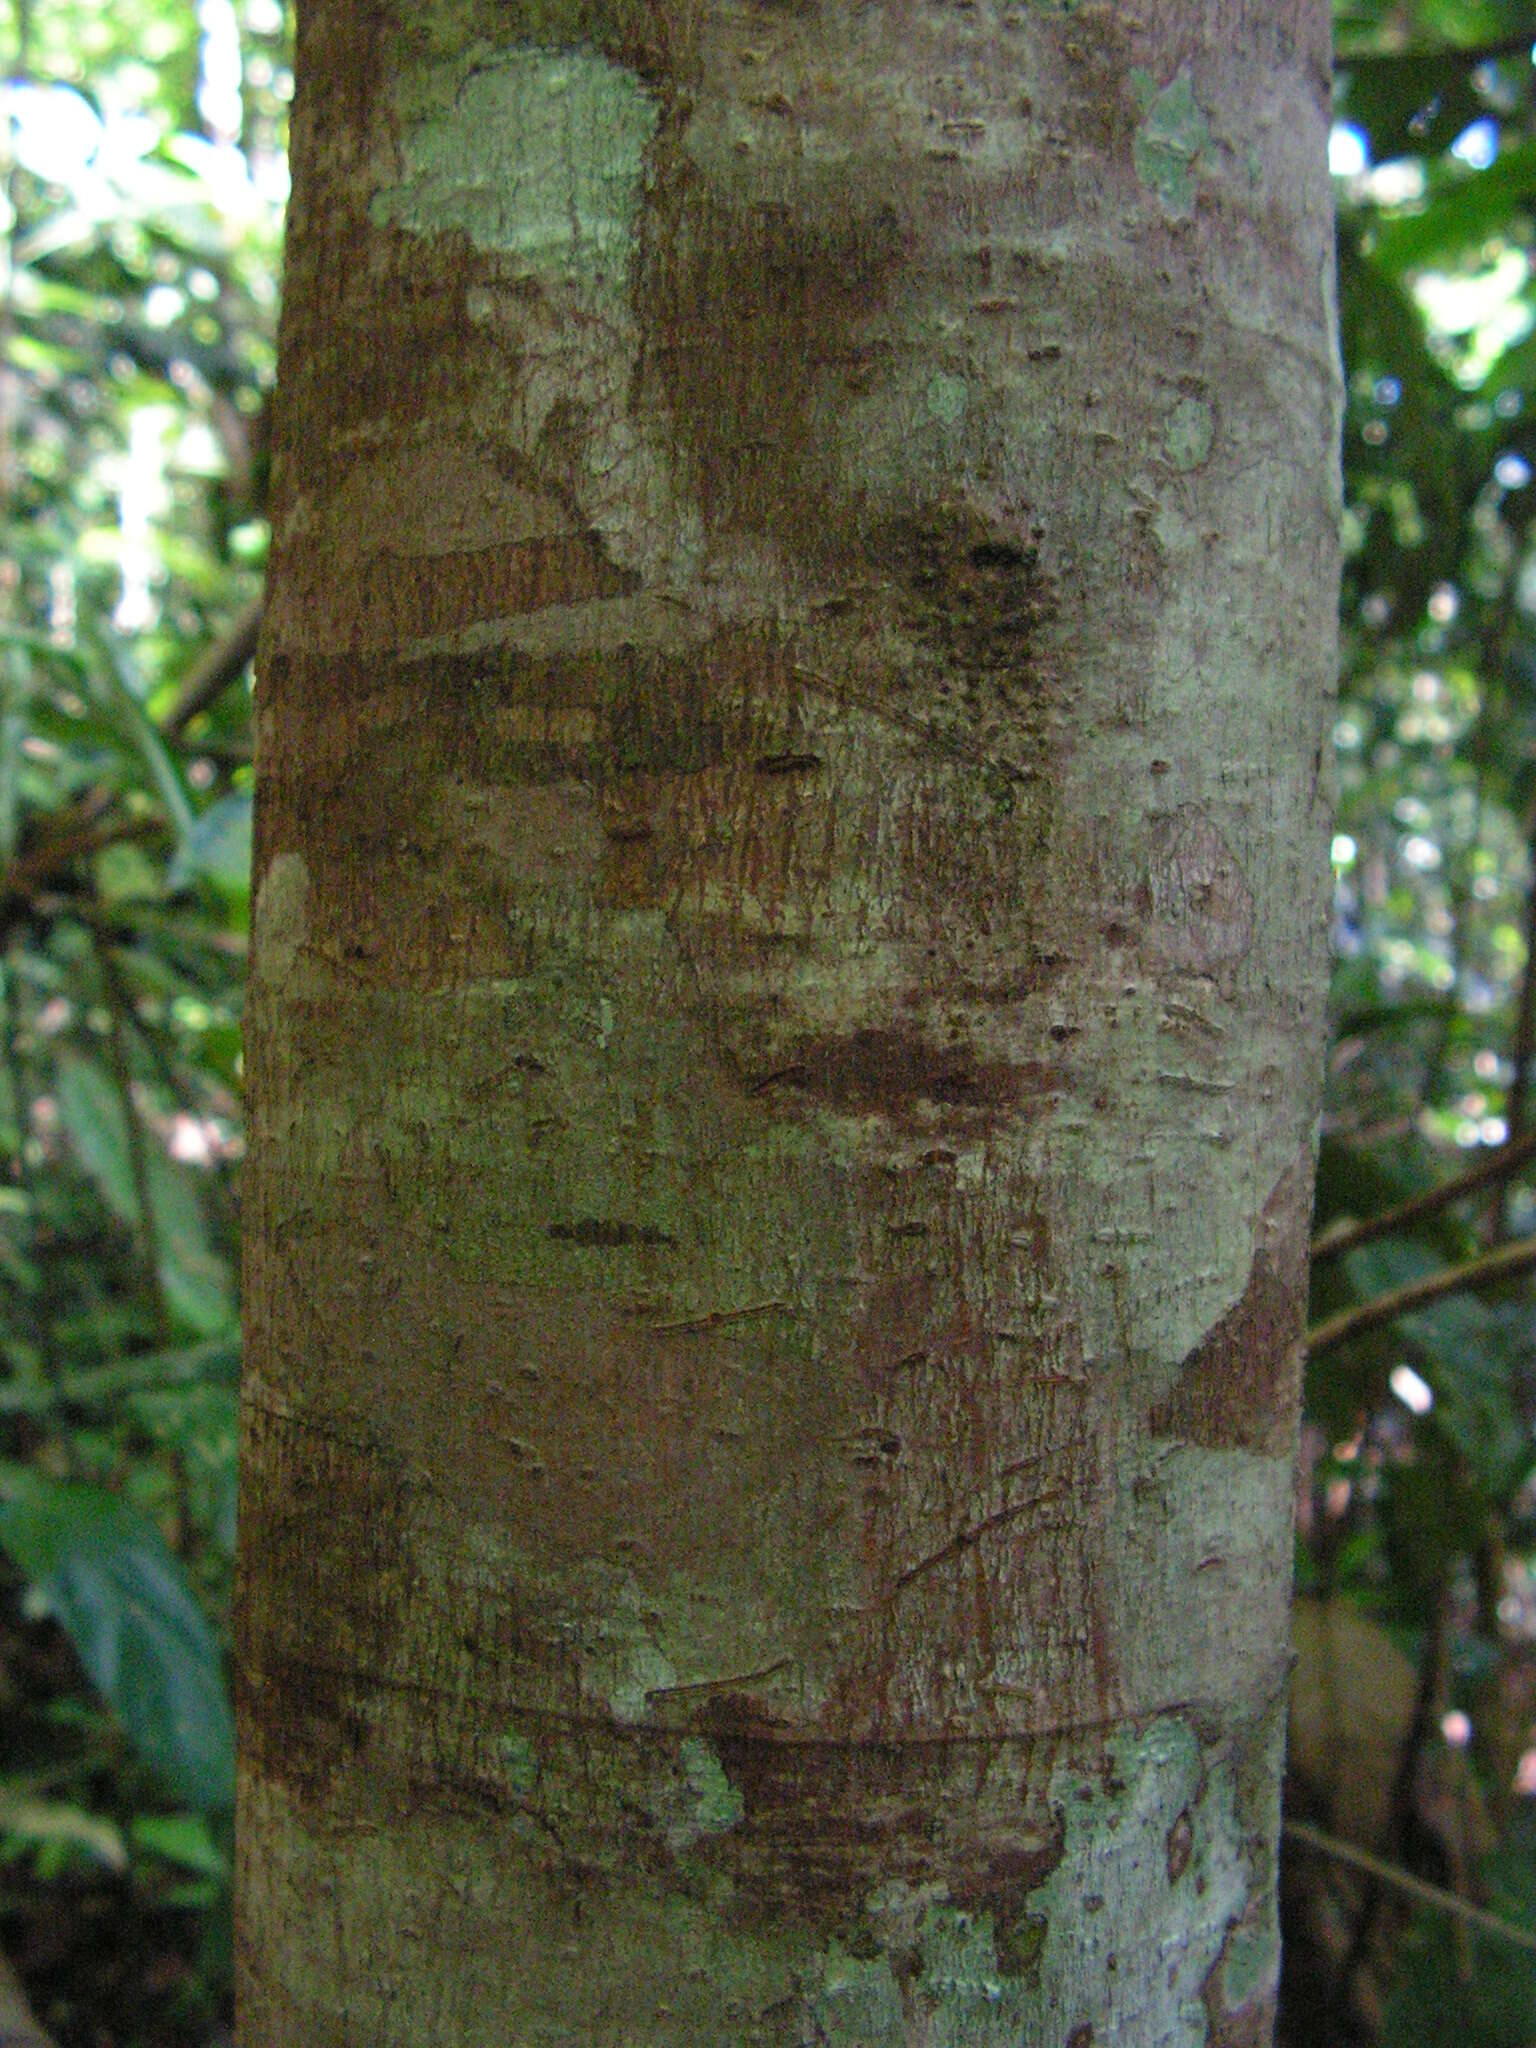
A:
56 1052 139 1225
0 1470 234 1814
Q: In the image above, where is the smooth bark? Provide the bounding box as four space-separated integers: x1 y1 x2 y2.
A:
238 2 1339 2041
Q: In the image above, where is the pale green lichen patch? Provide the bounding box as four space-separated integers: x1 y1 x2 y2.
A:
371 47 658 276
1165 396 1214 472
807 1897 1045 2042
498 1729 538 1795
808 1944 905 2046
1023 1718 1250 2046
926 373 968 424
251 851 309 987
810 1894 1037 2043
676 1736 744 1841
804 1727 1254 2044
917 1903 1009 2005
1221 1915 1281 2012
1131 70 1211 218
588 1577 678 1721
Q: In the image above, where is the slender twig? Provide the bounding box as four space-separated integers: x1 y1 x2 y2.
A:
1340 33 1536 67
0 950 59 1413
1284 1819 1536 1957
1469 774 1536 1250
891 1490 1061 1596
161 596 260 740
94 940 235 1233
0 816 164 912
649 1299 786 1333
1500 829 1536 1175
1311 1127 1536 1263
1336 1583 1451 1993
89 931 170 1338
1304 1236 1536 1359
645 1656 792 1701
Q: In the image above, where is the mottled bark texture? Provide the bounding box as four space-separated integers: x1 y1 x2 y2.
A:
238 2 1339 2040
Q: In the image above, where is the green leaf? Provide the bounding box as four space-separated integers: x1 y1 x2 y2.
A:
55 1053 232 1331
55 1051 140 1225
0 1470 233 1813
130 1811 227 1878
0 1786 127 1871
94 839 163 904
146 1147 233 1335
167 789 251 894
0 1334 240 1415
81 623 196 846
1368 140 1536 276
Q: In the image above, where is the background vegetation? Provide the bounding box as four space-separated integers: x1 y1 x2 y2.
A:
1 0 1535 2040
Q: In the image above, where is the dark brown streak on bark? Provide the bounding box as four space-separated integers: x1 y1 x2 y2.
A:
889 1488 1064 1597
244 1640 1255 1750
746 1027 1056 1124
646 1656 794 1700
547 1218 678 1249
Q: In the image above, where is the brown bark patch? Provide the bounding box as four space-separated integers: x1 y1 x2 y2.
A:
1148 1154 1311 1457
637 166 908 545
1166 1807 1194 1882
235 1399 413 1803
1143 806 1255 988
879 505 1054 679
271 533 639 650
859 500 1064 786
750 1027 1047 1123
669 1725 1067 1933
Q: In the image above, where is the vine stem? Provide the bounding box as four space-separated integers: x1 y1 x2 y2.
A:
1304 1236 1536 1358
1284 1818 1536 1957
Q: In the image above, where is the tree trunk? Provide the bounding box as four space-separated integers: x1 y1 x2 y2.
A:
237 2 1339 2041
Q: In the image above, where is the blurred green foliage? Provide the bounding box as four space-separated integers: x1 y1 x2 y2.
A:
0 0 281 2037
6 0 1536 2042
1298 1 1536 2037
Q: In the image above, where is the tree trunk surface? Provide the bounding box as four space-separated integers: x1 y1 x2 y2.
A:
238 1 1339 2041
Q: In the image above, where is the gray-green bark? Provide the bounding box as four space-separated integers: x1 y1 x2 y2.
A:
238 2 1339 2041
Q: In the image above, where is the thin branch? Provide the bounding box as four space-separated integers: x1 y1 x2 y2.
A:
1311 1126 1536 1263
0 817 164 915
0 950 60 1414
161 595 260 740
1284 1818 1536 1957
95 940 236 1234
90 930 170 1339
1304 1236 1536 1359
1500 805 1536 1166
1340 34 1536 68
645 1657 793 1701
